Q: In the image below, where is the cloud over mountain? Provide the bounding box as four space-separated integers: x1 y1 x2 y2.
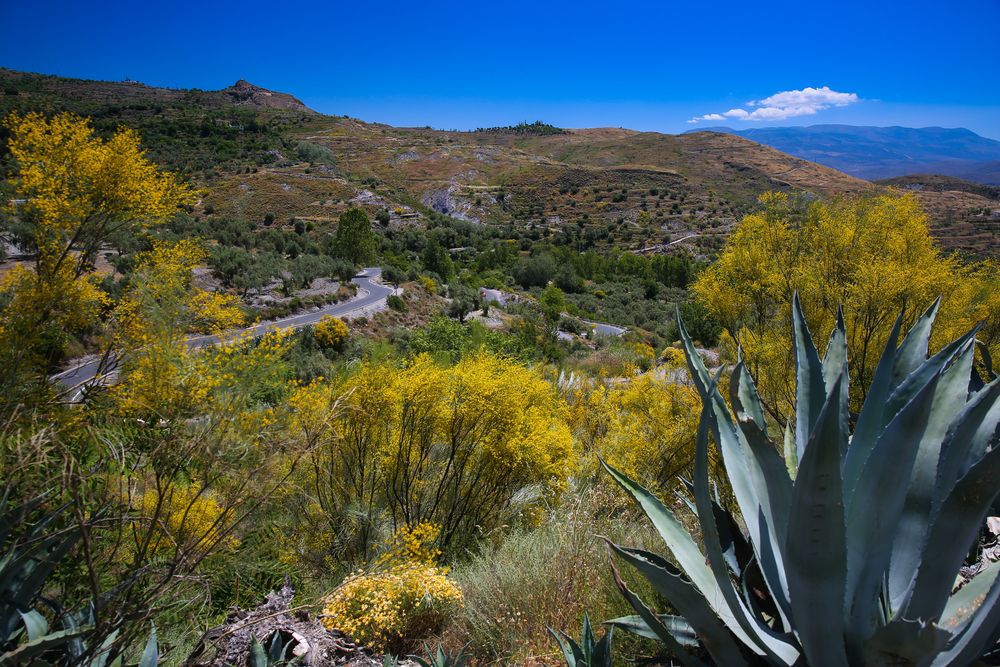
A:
689 86 859 123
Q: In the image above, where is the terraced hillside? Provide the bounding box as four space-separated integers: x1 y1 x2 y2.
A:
2 68 997 256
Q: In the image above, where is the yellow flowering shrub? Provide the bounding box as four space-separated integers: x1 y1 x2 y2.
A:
289 352 573 563
322 523 463 652
0 112 191 388
112 241 292 422
418 275 437 294
136 482 239 553
313 316 349 350
693 192 999 418
568 372 704 492
659 346 686 368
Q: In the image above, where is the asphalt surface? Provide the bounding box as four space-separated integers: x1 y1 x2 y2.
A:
51 268 393 396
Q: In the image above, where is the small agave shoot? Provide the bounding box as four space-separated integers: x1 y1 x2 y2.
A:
548 613 613 667
604 296 1000 666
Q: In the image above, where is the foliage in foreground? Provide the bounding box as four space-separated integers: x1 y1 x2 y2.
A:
605 298 1000 665
0 495 160 667
321 523 463 654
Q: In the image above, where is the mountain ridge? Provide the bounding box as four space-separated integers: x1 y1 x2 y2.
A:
685 124 1000 184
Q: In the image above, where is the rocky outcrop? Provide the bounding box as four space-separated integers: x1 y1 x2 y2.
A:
224 80 314 113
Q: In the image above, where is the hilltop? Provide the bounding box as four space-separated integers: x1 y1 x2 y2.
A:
1 69 997 256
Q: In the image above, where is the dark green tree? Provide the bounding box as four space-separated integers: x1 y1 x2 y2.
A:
333 208 376 266
422 239 454 281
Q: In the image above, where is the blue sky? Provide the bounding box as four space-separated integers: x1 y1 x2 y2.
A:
2 0 999 138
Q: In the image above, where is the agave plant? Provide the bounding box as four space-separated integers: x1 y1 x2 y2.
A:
548 612 613 667
0 492 158 667
604 296 1000 666
408 643 469 667
249 631 300 667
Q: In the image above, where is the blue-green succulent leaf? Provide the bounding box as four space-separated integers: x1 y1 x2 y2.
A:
844 313 903 493
905 442 1000 621
888 336 977 608
792 292 827 462
607 542 751 666
785 371 850 667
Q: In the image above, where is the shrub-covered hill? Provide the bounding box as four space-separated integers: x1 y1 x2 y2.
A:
2 67 996 257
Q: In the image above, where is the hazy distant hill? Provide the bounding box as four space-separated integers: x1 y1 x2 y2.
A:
688 125 1000 184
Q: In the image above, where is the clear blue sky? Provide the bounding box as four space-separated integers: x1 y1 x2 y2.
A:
3 0 999 138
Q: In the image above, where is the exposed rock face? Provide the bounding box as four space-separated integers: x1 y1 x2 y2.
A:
224 80 313 113
186 580 415 666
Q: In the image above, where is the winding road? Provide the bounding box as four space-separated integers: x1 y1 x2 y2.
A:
51 268 394 396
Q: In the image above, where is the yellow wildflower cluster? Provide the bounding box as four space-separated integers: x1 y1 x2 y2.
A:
377 522 444 568
659 346 686 368
693 191 1000 416
111 240 281 420
290 352 573 560
0 112 191 365
136 482 239 553
568 372 703 491
313 316 349 350
4 112 191 234
322 523 463 652
418 275 437 294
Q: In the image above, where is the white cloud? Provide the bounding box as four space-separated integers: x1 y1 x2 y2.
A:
689 86 859 123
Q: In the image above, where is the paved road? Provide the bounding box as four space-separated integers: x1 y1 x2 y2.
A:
51 268 393 395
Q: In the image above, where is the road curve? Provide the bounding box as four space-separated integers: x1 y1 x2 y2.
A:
52 268 393 394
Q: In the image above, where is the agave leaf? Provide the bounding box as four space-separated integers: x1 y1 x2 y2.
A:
863 617 950 667
581 613 594 665
547 627 583 666
604 614 698 646
17 609 48 641
888 336 977 608
940 560 1000 633
249 637 267 667
735 402 794 628
607 557 709 667
678 315 791 628
783 421 797 479
692 406 799 664
785 372 850 666
845 370 942 647
823 308 849 456
678 478 750 578
86 628 120 667
930 564 1000 667
843 313 903 493
593 625 613 667
934 377 1000 510
600 461 727 623
607 542 751 666
139 627 158 667
730 357 768 434
792 293 827 462
904 442 1000 622
883 325 980 434
0 626 87 665
894 298 942 382
0 529 79 641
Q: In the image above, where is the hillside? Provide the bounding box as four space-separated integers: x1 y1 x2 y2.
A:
2 69 997 256
691 124 1000 184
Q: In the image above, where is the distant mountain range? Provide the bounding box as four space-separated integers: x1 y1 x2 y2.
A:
685 125 1000 184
